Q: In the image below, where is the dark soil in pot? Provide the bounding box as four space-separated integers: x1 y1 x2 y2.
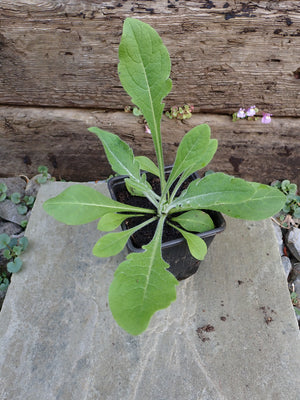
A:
108 168 226 280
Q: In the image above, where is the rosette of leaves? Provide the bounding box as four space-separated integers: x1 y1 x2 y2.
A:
43 18 286 335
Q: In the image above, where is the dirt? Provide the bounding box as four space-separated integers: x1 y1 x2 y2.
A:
112 172 197 248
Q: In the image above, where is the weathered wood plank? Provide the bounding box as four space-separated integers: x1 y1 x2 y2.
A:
0 1 299 115
1 106 299 187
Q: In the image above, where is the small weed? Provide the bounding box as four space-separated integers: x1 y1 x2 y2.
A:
271 180 300 228
0 234 28 273
165 104 194 120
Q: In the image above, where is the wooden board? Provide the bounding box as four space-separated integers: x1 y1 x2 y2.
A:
0 1 299 115
1 106 299 187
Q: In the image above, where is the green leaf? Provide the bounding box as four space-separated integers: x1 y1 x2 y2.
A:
0 278 9 291
97 213 142 232
0 193 6 202
109 217 178 335
205 182 286 220
293 207 300 218
7 257 22 273
167 124 211 186
118 18 172 186
3 249 11 260
171 173 255 213
171 210 215 233
24 195 35 206
10 192 21 204
88 127 140 179
294 307 300 316
93 217 156 257
38 165 48 174
169 223 207 260
19 236 29 251
135 156 160 177
183 139 218 178
0 233 10 249
37 176 48 184
93 230 133 258
132 107 143 116
0 183 7 193
17 205 28 215
20 220 28 228
43 184 154 225
13 246 22 256
89 127 157 200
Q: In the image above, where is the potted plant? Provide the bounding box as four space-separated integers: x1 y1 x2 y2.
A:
43 18 286 335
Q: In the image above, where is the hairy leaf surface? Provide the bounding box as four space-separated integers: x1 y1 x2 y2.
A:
169 223 207 260
182 139 218 179
167 124 211 186
43 185 154 225
97 213 142 232
170 173 255 212
205 182 286 220
109 218 178 335
135 156 160 177
171 210 215 233
118 18 172 183
93 217 156 257
88 127 140 179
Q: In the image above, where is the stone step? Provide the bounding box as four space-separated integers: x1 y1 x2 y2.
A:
0 182 299 400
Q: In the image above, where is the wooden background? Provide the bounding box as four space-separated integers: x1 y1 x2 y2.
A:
0 0 299 186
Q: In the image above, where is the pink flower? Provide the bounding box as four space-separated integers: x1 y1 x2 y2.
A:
246 105 256 117
261 113 272 124
145 125 151 134
237 108 246 118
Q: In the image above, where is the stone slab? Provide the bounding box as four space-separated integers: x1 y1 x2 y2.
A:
0 182 299 400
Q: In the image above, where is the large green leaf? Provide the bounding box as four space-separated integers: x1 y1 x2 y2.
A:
43 185 154 225
118 18 172 185
167 124 211 186
171 210 215 233
170 173 255 213
205 182 286 220
88 127 140 179
108 217 178 335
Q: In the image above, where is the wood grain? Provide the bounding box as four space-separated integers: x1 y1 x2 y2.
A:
1 106 299 187
0 1 299 115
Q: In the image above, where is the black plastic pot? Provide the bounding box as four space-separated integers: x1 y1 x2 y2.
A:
107 167 226 280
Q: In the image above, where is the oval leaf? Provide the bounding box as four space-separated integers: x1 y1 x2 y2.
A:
97 213 142 232
93 230 134 258
169 223 207 260
0 233 10 249
171 210 215 233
